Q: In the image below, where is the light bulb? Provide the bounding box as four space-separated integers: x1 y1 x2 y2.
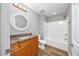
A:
14 3 18 6
19 5 22 8
22 7 26 10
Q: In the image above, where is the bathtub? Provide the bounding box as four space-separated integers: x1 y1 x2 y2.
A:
45 37 68 51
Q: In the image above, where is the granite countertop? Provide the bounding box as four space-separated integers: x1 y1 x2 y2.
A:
10 37 19 45
10 34 38 44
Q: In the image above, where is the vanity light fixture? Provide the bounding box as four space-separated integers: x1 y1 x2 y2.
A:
13 3 28 12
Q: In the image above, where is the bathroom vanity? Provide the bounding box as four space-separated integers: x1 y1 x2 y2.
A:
10 34 38 56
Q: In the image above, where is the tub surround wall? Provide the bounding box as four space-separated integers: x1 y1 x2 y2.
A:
47 14 66 22
44 15 68 51
10 4 40 35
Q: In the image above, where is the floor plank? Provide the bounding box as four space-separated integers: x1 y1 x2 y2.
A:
37 45 68 56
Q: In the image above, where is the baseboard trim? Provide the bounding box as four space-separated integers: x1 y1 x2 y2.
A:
45 44 68 54
46 44 68 52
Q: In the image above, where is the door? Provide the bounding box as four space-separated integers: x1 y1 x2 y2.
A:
71 3 79 56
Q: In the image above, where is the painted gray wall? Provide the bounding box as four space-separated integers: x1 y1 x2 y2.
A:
0 4 10 56
0 3 1 55
40 15 47 39
10 4 41 35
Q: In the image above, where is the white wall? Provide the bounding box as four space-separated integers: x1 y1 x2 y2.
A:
66 4 72 55
71 3 79 56
67 3 79 56
10 4 41 35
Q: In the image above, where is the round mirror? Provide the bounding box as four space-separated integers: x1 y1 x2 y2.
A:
10 13 29 31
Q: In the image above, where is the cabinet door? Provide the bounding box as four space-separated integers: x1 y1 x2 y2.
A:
30 36 38 55
11 45 30 56
11 43 19 51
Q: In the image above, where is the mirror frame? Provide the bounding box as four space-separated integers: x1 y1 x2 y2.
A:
10 12 29 31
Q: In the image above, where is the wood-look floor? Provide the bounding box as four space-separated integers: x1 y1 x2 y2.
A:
37 45 68 56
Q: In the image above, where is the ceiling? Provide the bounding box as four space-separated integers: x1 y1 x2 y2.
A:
25 3 70 17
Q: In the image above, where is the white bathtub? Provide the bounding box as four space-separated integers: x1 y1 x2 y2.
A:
45 37 68 51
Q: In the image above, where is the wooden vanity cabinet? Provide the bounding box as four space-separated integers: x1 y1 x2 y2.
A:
11 36 38 56
30 36 38 55
11 43 19 50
